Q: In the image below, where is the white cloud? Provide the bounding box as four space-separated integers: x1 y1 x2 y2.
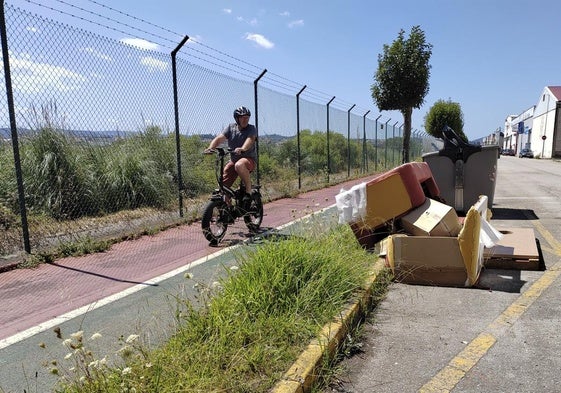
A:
7 51 86 93
119 38 159 51
236 16 259 26
223 8 232 14
280 11 290 17
245 33 274 49
288 19 304 29
81 47 112 61
188 34 203 44
140 56 168 72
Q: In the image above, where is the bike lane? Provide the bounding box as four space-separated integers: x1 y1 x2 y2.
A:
0 176 374 346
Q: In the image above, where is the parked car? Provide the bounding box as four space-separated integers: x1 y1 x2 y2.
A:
501 148 515 156
519 148 534 158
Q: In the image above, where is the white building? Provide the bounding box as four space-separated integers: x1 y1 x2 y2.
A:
502 86 561 158
503 114 518 151
509 106 535 153
530 86 561 158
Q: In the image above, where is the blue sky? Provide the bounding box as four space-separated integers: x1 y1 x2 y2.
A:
6 0 561 140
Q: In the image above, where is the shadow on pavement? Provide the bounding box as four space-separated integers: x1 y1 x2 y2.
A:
476 268 527 293
47 262 159 286
491 208 539 220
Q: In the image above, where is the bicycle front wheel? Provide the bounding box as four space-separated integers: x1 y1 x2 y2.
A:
202 199 229 245
244 194 263 232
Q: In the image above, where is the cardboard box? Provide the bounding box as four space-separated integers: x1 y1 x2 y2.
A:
387 195 499 287
388 235 469 287
399 198 461 237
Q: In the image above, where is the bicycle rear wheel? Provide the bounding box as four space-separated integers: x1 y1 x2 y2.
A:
202 199 229 245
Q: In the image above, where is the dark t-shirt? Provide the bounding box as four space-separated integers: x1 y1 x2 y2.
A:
221 123 257 162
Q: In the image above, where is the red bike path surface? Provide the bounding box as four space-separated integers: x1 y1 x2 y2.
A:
0 176 376 344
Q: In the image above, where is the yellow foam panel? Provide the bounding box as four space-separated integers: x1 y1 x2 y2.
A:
458 207 482 286
363 173 413 229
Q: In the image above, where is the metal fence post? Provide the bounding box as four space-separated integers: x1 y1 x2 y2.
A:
296 85 306 189
384 118 391 168
347 104 355 177
362 110 370 173
171 35 189 217
392 121 399 167
253 69 267 186
1 2 31 253
374 114 382 171
398 123 405 164
326 96 335 183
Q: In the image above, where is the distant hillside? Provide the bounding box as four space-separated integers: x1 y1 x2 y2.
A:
0 129 293 144
0 128 135 140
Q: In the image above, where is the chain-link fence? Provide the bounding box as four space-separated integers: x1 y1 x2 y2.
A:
0 3 439 259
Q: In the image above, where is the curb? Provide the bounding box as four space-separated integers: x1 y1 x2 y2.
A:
0 258 20 273
270 258 389 393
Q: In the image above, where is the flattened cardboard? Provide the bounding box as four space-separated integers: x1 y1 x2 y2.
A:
484 227 540 270
400 198 461 237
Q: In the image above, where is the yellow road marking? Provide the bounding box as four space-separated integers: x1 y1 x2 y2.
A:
419 221 561 393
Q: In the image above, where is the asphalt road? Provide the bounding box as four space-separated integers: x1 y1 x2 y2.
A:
328 156 561 393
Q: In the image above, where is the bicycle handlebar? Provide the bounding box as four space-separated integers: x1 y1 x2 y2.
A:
203 147 233 156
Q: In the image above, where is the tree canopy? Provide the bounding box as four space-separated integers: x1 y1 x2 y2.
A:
424 99 468 142
371 25 432 163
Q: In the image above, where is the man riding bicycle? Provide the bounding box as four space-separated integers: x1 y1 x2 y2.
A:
204 106 257 207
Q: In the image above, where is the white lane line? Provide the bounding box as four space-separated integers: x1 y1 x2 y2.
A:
0 247 234 350
494 196 557 200
0 204 336 350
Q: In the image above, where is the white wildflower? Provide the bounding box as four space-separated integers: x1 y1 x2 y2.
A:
90 332 102 340
184 272 194 279
62 338 73 348
121 367 132 375
70 331 83 341
125 334 139 343
230 265 239 271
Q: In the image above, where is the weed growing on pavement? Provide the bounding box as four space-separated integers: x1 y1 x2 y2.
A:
50 224 385 392
37 327 149 392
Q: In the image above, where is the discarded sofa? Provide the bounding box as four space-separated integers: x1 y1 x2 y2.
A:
336 162 442 249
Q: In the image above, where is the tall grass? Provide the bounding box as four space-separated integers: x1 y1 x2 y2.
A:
1 103 384 223
51 225 381 393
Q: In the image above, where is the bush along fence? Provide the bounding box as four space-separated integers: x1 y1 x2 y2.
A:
0 3 438 258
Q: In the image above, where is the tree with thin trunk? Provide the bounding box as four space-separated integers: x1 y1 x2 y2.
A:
371 25 432 163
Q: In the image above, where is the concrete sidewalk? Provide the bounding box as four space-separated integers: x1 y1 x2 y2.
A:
320 157 561 393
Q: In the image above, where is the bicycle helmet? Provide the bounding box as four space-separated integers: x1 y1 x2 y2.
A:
233 106 251 119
